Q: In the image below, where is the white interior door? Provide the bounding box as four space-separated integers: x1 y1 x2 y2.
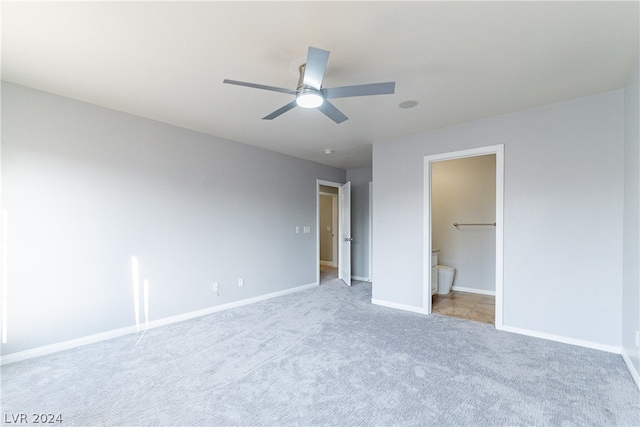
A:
339 182 352 286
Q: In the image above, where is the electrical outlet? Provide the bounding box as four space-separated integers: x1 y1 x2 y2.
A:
238 278 244 287
212 282 219 294
296 226 301 234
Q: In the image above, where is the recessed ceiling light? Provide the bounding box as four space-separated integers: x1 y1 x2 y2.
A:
324 148 333 154
398 100 419 109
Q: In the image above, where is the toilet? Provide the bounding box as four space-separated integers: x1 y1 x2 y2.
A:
432 249 456 295
437 265 456 295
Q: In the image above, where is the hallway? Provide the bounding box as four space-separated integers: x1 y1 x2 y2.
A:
320 265 338 284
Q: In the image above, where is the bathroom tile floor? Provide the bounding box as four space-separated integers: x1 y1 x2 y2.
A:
432 291 495 324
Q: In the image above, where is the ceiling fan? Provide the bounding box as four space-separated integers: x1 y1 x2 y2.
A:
223 47 395 124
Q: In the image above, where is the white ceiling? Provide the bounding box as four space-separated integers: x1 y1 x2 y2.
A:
2 1 638 169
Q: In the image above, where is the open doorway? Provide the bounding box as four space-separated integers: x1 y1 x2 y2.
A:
431 154 496 324
423 145 504 329
317 180 352 286
319 186 338 283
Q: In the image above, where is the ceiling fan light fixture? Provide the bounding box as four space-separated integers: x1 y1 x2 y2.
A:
224 46 395 123
296 89 324 109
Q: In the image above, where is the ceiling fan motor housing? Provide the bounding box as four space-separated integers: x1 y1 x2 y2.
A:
296 64 324 108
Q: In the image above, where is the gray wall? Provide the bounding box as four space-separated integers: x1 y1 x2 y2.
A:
432 155 496 293
1 82 345 355
623 59 640 379
346 166 372 281
373 90 624 348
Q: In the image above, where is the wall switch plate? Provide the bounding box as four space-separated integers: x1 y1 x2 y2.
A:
212 282 219 293
238 278 244 287
304 226 311 234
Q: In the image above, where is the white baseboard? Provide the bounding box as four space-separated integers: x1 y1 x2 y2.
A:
371 298 428 315
352 275 371 282
451 286 495 296
320 260 334 266
621 347 640 391
146 282 318 330
0 325 138 366
500 324 621 354
0 282 318 366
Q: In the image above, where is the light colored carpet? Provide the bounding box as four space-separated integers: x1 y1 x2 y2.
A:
2 279 639 426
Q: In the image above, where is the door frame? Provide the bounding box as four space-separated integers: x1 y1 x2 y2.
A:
423 144 504 329
317 179 345 285
368 181 373 282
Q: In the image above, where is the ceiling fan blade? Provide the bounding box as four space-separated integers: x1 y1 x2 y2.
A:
318 100 348 124
302 47 330 90
323 82 395 99
262 100 298 120
223 79 296 95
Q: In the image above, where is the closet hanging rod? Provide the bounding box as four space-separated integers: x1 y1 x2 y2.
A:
453 222 496 227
